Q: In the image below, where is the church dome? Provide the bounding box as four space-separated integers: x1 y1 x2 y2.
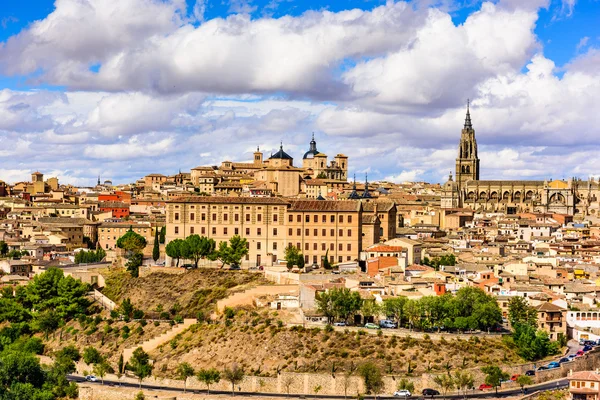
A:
443 173 458 191
303 134 319 159
269 144 293 160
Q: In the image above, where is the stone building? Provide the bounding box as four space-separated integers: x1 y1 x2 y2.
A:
441 103 587 216
165 196 370 268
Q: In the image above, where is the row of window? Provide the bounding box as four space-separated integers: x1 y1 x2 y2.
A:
172 211 355 225
175 212 279 223
172 226 353 238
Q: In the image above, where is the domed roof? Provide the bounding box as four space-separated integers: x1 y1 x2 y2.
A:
269 144 293 160
303 134 319 159
443 173 458 191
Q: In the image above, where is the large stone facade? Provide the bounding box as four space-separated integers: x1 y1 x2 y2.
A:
442 105 600 216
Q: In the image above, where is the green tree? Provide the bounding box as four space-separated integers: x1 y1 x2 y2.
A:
117 228 147 277
35 310 59 340
285 244 301 270
215 236 248 267
159 227 166 244
512 323 558 361
433 374 455 400
397 378 415 393
119 298 135 319
322 250 332 269
116 228 147 254
152 229 160 262
516 375 533 393
0 241 8 256
83 346 102 365
361 299 381 323
315 287 362 324
185 235 216 268
453 371 474 399
508 296 538 327
128 347 153 389
223 364 244 396
177 362 195 393
481 366 509 394
93 360 111 385
165 239 185 267
117 353 124 378
358 362 384 398
197 368 221 395
383 297 408 327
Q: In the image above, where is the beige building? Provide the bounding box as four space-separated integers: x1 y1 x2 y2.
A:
98 221 155 252
165 197 366 267
569 371 600 400
534 302 567 341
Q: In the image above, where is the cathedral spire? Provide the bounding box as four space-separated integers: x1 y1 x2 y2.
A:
464 99 473 130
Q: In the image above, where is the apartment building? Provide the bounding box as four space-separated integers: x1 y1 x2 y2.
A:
98 221 154 251
165 197 364 267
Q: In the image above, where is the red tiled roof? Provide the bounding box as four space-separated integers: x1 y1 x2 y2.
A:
366 245 404 253
570 371 600 382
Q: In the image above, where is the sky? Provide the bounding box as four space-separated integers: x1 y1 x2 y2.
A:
0 0 599 186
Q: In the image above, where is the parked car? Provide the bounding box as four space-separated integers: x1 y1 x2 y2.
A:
579 339 587 345
568 354 577 361
85 375 98 382
547 362 560 369
510 374 520 381
479 384 493 390
584 340 595 346
558 357 570 363
583 345 593 352
525 370 536 376
422 389 440 396
394 390 411 397
229 264 241 270
577 350 585 357
365 323 380 329
379 319 397 329
537 366 548 371
333 321 347 327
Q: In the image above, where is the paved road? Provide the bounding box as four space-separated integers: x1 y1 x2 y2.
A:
70 375 568 399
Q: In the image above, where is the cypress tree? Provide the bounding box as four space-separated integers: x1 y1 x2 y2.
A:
152 229 160 262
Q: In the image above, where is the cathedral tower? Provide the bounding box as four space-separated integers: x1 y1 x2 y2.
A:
455 101 480 192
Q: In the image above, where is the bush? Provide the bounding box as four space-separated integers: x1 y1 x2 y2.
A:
133 309 145 320
135 391 145 400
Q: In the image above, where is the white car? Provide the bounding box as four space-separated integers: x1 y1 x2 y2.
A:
85 375 98 382
394 390 411 397
333 322 347 326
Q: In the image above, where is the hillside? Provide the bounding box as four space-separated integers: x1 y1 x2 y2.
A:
149 308 523 378
101 268 270 317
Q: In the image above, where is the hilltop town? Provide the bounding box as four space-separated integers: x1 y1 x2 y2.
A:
1 107 600 399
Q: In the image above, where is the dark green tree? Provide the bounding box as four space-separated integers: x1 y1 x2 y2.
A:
117 228 147 277
0 241 9 256
481 366 509 394
508 296 537 328
215 236 248 267
152 229 160 262
165 239 185 267
159 226 166 244
185 235 216 268
383 296 408 327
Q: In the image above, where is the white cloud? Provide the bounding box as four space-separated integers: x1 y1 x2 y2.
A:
384 169 425 183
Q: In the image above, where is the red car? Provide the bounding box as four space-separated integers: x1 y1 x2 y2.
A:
510 374 520 381
479 384 493 390
577 350 584 357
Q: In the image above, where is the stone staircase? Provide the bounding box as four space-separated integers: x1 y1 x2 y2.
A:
122 318 195 364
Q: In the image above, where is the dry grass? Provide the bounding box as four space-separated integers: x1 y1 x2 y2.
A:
150 309 523 378
101 268 270 317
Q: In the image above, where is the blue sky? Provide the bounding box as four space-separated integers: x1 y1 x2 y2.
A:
0 0 599 185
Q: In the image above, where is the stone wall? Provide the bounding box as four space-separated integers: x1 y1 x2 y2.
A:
215 285 298 312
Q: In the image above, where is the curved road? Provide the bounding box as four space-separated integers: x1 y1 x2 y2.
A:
70 375 568 399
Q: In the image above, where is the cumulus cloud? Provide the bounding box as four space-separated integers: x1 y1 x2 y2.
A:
0 0 596 185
